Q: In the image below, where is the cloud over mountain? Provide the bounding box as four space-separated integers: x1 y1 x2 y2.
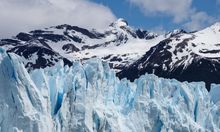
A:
128 0 192 23
0 0 116 38
127 0 217 31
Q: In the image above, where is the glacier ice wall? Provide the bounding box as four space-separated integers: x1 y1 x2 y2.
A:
0 48 53 132
0 48 220 132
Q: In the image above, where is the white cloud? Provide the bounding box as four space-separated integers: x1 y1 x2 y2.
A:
127 0 217 31
184 11 216 31
0 0 116 38
127 0 192 23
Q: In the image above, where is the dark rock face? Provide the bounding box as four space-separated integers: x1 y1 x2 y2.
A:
8 45 58 69
0 39 21 46
2 22 153 72
63 32 82 43
8 45 72 70
62 44 80 52
110 56 123 62
135 29 157 39
0 24 108 71
33 34 67 42
55 24 105 39
16 32 32 41
117 37 220 91
16 32 68 43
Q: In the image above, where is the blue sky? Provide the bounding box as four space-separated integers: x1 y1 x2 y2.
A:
91 0 220 32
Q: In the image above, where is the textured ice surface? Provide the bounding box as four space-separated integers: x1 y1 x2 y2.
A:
0 48 220 132
0 48 53 132
210 84 220 103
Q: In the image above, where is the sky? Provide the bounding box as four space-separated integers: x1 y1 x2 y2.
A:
0 0 219 38
91 0 220 33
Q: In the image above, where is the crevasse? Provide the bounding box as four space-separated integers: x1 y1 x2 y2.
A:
0 48 220 132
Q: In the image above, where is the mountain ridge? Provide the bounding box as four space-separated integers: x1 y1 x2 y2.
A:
118 21 220 90
1 19 220 90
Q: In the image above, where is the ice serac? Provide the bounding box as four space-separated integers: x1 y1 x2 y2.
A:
30 59 220 131
0 49 53 132
1 48 220 132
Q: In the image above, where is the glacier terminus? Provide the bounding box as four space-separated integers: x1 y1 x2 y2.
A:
0 48 220 132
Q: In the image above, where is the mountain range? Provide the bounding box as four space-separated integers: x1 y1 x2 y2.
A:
1 18 220 90
1 18 220 132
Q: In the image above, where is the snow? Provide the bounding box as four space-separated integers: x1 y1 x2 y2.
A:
1 48 220 131
190 23 220 58
112 18 128 28
178 22 220 58
30 19 162 71
0 18 164 74
1 20 220 78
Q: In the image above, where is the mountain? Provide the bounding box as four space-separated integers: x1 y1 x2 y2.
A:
1 19 220 91
118 22 220 91
1 48 220 132
0 18 159 72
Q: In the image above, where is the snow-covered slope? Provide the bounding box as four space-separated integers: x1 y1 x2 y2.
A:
0 18 159 72
1 49 220 132
118 22 220 90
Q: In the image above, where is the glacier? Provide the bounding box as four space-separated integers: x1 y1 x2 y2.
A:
0 48 220 132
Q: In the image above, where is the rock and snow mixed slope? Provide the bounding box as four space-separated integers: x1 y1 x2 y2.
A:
0 18 159 72
1 49 220 132
1 19 220 90
118 22 220 90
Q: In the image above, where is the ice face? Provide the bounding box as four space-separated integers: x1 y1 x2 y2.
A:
0 48 53 132
210 84 220 103
0 48 220 132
